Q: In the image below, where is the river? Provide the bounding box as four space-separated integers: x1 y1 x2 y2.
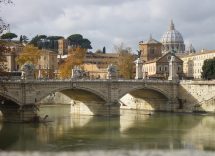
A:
0 104 215 153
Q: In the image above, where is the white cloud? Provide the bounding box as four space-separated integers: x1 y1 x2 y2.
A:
1 0 215 52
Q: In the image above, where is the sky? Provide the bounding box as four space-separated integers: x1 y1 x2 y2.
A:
1 0 215 53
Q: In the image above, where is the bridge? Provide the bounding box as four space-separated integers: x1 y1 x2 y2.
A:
1 79 215 122
0 79 179 122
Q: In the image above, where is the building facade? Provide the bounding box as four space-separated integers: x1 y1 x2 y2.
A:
58 38 68 55
179 50 215 79
139 35 162 62
83 52 119 79
37 49 58 79
1 42 23 72
143 52 183 79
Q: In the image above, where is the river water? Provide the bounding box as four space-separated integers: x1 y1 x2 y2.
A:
0 104 215 152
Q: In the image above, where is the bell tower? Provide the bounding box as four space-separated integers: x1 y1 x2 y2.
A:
139 35 162 62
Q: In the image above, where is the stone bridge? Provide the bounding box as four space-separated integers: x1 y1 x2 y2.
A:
1 79 215 122
0 79 178 122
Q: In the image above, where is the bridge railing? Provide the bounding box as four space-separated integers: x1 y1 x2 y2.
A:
0 78 176 84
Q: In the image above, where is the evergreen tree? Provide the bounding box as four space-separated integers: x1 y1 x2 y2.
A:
1 32 17 40
67 34 92 49
103 46 106 53
19 35 23 43
22 35 29 43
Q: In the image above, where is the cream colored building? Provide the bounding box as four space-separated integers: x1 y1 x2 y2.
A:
82 63 107 79
143 52 183 79
179 50 215 79
2 42 23 71
37 49 58 79
58 38 68 55
82 52 119 79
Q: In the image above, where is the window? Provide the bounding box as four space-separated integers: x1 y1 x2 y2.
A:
150 48 155 54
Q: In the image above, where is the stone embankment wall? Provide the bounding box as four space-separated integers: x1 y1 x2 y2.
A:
178 80 215 113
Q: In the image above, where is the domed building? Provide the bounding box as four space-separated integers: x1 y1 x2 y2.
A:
161 20 185 54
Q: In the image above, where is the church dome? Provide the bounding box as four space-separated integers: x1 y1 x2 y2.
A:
161 20 185 54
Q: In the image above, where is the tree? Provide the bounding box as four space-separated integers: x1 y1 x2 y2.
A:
95 49 102 53
67 34 92 49
0 0 13 4
115 43 135 79
16 45 41 67
202 57 215 80
58 47 86 79
103 46 106 53
0 40 7 72
0 0 13 34
30 35 47 47
1 32 17 40
19 35 23 43
22 35 29 43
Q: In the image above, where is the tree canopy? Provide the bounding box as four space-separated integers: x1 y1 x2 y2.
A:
58 47 86 79
29 35 47 47
202 57 215 80
16 45 41 66
1 32 17 40
67 34 92 49
0 40 7 72
0 0 13 4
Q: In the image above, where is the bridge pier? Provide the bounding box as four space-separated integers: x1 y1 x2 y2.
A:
168 98 179 112
0 104 38 123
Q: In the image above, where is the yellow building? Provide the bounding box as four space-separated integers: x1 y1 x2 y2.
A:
82 63 107 79
37 49 58 79
83 52 119 79
179 50 215 79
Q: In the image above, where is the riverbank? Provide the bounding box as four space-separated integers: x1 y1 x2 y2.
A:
0 150 215 156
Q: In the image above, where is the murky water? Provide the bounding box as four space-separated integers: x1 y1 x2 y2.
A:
0 105 215 152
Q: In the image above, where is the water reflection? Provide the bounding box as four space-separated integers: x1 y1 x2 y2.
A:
0 105 215 151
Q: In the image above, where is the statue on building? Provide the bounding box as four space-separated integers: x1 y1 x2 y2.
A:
134 58 143 79
21 62 35 80
168 55 179 81
107 64 117 79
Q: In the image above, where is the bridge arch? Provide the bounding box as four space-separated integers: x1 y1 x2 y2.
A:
118 86 171 100
0 92 21 106
118 85 170 111
36 86 107 105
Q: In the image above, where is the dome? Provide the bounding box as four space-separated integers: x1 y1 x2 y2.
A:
161 21 184 43
161 20 185 54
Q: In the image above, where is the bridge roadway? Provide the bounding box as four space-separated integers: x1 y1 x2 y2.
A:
0 79 179 122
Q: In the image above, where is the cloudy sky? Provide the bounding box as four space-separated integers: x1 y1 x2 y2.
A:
1 0 215 52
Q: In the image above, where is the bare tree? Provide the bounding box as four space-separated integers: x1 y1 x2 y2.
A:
114 43 135 79
0 0 13 34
